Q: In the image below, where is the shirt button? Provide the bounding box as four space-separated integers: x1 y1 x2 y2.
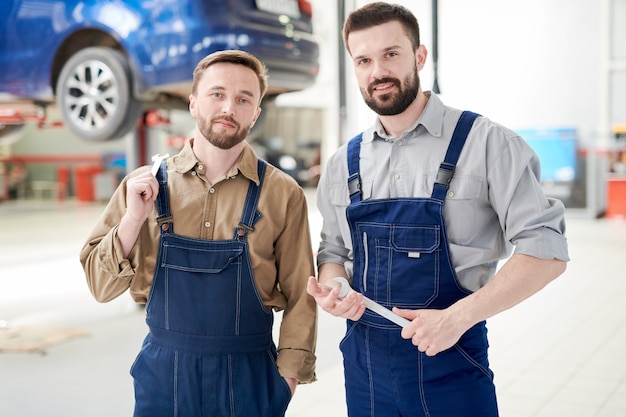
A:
204 221 211 228
448 191 455 197
394 173 401 180
191 171 197 176
198 164 204 170
397 140 403 146
209 188 215 193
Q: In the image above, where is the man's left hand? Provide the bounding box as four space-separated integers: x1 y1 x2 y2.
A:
284 377 297 396
393 307 466 356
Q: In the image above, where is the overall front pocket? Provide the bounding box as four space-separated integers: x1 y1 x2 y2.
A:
357 224 441 308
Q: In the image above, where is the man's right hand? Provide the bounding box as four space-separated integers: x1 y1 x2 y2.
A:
125 171 159 223
117 171 159 258
306 276 366 321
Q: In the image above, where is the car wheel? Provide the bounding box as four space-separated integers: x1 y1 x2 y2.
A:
56 47 143 141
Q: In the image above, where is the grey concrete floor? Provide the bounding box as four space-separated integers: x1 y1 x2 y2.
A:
1 194 625 417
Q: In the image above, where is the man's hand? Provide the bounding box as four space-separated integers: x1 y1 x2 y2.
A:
284 377 297 396
125 171 159 223
117 171 159 258
306 276 366 321
393 255 567 356
393 307 467 356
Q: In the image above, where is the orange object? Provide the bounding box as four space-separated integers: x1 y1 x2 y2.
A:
73 165 103 202
57 165 69 200
606 177 626 218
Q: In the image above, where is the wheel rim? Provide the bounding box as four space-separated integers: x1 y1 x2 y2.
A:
62 59 120 132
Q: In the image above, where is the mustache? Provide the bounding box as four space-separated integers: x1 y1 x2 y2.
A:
368 77 401 94
211 115 239 128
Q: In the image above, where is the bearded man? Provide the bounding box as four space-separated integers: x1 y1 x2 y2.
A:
80 50 317 417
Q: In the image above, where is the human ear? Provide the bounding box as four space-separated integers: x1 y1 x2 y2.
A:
189 94 197 118
250 107 262 126
416 45 428 71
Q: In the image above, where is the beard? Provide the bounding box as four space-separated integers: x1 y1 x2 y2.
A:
362 66 420 116
198 115 251 150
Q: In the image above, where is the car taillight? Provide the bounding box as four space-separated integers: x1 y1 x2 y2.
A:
298 0 312 17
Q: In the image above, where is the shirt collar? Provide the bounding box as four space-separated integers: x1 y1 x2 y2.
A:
233 143 262 185
173 139 261 185
367 91 445 143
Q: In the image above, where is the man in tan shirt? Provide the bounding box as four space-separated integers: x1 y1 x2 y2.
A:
80 50 316 417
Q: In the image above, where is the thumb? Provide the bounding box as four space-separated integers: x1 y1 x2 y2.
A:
306 276 321 296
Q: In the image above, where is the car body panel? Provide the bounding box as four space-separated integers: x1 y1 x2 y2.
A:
0 0 319 103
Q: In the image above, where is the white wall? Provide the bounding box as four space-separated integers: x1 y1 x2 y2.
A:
280 0 609 153
432 0 601 142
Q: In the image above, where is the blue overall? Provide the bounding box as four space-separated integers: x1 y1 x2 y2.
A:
130 160 292 417
341 112 499 417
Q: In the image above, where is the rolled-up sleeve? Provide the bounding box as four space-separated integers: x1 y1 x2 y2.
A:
488 135 569 262
80 178 135 302
273 185 317 383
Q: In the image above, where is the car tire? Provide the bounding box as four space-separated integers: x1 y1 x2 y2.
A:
56 47 143 141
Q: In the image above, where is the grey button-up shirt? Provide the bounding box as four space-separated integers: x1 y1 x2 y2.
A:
316 92 569 292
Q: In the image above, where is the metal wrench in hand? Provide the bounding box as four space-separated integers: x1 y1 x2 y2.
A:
141 153 170 196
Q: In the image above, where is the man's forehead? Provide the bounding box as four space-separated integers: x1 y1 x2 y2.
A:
199 63 260 96
348 21 410 56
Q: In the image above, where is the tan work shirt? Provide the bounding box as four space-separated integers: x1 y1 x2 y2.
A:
80 140 316 383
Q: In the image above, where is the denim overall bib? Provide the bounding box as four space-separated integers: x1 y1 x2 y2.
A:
131 160 291 417
341 112 499 417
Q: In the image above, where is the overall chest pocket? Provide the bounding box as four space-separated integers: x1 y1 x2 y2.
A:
156 241 246 335
358 224 441 309
161 242 244 273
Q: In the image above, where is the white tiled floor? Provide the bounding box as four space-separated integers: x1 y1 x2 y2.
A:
485 215 626 417
0 194 625 417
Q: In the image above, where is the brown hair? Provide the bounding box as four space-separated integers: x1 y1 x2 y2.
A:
342 2 421 55
191 50 268 101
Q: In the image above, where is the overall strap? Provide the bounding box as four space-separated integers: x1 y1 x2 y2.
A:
235 159 267 239
155 160 173 234
432 111 480 201
347 133 364 203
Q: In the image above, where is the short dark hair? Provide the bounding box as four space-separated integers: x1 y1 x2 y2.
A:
342 2 421 55
191 50 268 101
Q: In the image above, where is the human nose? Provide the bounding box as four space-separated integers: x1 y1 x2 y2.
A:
370 59 389 79
221 98 236 115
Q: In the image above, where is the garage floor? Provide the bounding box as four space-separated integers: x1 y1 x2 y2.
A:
0 192 625 417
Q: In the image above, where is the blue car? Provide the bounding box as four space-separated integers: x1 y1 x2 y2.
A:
0 0 319 141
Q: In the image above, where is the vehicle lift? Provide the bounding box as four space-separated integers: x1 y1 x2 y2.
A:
0 105 175 201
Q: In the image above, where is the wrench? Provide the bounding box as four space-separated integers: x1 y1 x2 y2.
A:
150 152 170 176
333 277 411 328
140 153 170 196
